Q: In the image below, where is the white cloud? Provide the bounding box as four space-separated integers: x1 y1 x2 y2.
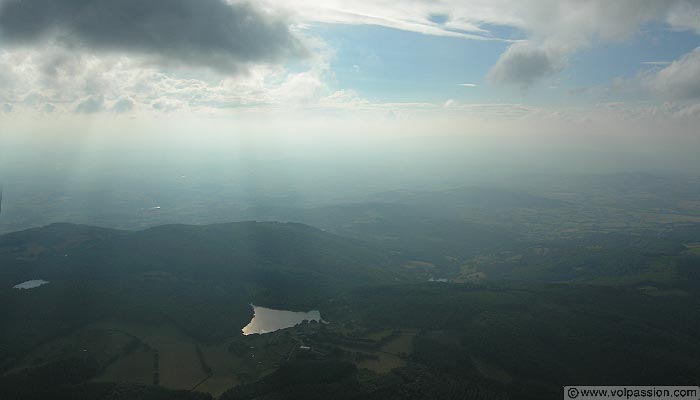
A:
675 102 700 118
2 0 700 115
488 41 564 87
480 0 682 88
269 1 700 41
75 96 104 114
0 41 338 115
112 98 135 113
647 48 700 100
667 1 700 33
264 1 700 89
268 0 501 40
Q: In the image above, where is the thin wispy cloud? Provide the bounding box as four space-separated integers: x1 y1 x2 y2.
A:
458 83 477 87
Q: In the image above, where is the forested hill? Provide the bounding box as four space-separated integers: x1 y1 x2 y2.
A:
0 221 406 289
0 221 410 367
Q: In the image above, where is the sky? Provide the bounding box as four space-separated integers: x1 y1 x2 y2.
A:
1 0 700 174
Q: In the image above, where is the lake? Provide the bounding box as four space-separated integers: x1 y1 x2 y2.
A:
242 305 323 335
13 280 50 290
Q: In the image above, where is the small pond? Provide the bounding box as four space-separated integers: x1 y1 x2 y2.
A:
13 280 50 290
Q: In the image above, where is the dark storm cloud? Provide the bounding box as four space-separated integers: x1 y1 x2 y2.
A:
0 0 305 73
